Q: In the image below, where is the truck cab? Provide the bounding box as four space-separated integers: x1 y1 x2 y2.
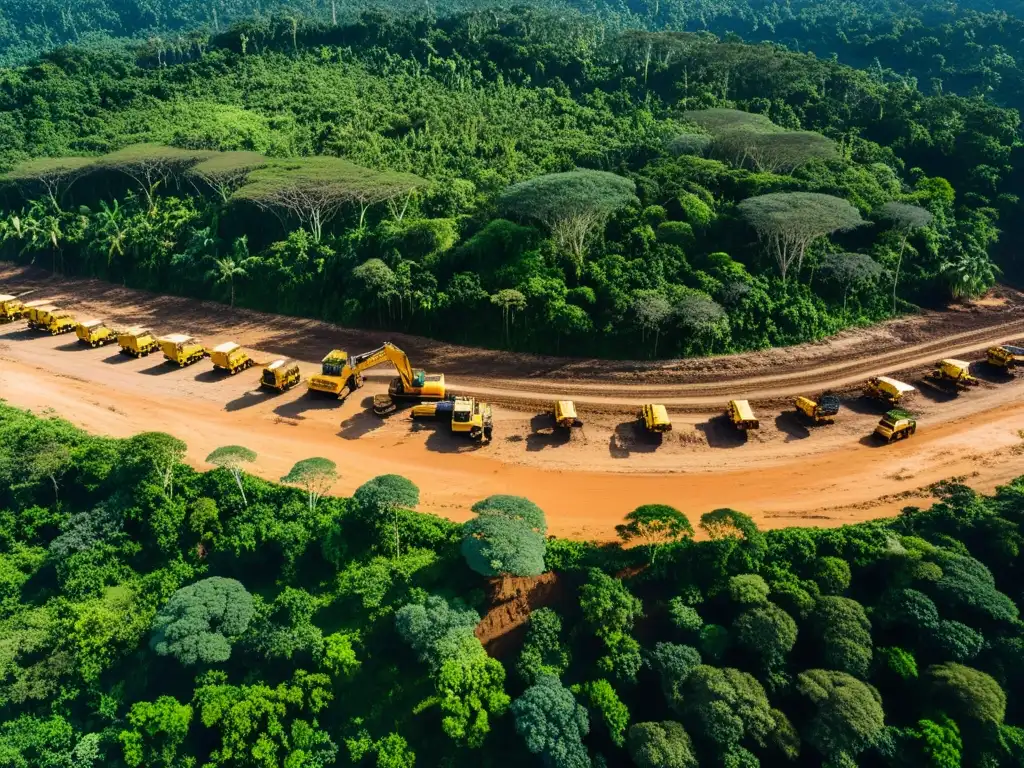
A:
875 410 917 442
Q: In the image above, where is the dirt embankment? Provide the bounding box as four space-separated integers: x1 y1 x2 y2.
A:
2 265 1023 541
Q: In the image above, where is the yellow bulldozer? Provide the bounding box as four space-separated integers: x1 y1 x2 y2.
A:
986 345 1024 372
865 376 916 405
412 396 493 441
118 327 159 357
159 334 208 367
795 394 841 424
0 294 24 322
42 310 76 335
260 359 301 392
308 342 446 413
76 319 119 348
874 409 917 443
925 358 978 390
209 342 254 375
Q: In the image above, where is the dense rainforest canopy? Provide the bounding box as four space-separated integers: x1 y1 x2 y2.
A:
0 4 1019 358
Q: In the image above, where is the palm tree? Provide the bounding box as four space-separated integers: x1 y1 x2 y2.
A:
207 256 247 307
94 200 127 267
941 249 1001 300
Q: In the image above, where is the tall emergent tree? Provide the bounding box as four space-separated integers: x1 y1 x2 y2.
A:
233 157 425 241
189 151 267 202
615 504 694 564
281 457 337 513
821 252 884 311
879 201 934 312
1 156 96 209
354 474 419 557
150 577 255 666
512 675 591 768
205 445 256 506
94 143 213 210
739 193 866 283
462 495 548 578
499 169 637 276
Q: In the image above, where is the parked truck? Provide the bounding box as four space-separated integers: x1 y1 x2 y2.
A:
874 409 917 443
554 400 584 429
27 304 59 330
986 345 1024 372
0 294 23 322
639 404 672 433
118 327 159 357
159 334 208 367
865 376 916 405
43 310 76 335
795 394 841 424
19 299 56 323
926 358 978 390
260 359 301 392
727 399 759 430
76 319 118 347
209 342 254 375
412 396 493 441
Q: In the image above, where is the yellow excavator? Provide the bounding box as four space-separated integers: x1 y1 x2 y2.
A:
307 342 446 414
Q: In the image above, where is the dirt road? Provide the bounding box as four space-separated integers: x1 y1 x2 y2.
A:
2 266 1023 539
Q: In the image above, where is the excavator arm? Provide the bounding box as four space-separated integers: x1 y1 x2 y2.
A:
350 342 419 389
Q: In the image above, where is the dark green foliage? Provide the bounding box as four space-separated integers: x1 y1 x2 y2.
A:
615 504 693 564
926 663 1006 725
733 602 798 668
676 666 776 750
728 574 770 605
813 557 852 595
796 669 885 763
811 596 873 678
150 577 254 666
667 599 703 633
462 495 547 577
518 608 571 684
512 675 591 768
627 721 698 768
929 620 984 662
648 643 702 703
572 679 629 747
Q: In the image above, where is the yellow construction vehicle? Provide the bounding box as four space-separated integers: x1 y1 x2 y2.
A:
76 319 119 347
795 394 840 424
159 334 208 367
554 400 584 429
19 299 56 322
209 342 254 375
639 404 672 433
308 342 446 411
874 409 917 443
0 295 24 322
118 327 159 357
727 399 759 430
43 310 76 335
986 345 1024 372
865 376 916 405
412 396 493 441
260 359 301 392
27 304 59 330
926 358 978 390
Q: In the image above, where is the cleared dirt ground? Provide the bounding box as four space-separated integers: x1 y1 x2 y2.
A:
3 265 1024 539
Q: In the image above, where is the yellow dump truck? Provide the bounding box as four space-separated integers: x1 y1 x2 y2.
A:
639 404 672 433
27 304 59 330
260 359 301 392
451 397 494 441
554 400 583 429
926 359 978 390
20 299 55 322
159 334 207 367
727 399 759 430
118 327 159 357
76 319 118 347
795 394 841 424
986 345 1024 372
874 409 917 443
0 295 23 322
209 342 254 375
43 310 76 335
865 376 916 405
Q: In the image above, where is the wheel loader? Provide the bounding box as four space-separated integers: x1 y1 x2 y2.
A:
554 400 584 429
727 399 759 430
795 394 840 424
76 319 119 347
261 359 301 392
209 342 254 375
159 334 208 367
118 327 159 357
865 376 916 405
43 311 76 335
639 404 672 433
925 359 978 390
0 295 23 322
27 304 59 330
986 345 1024 372
307 342 445 413
874 409 917 443
412 396 493 441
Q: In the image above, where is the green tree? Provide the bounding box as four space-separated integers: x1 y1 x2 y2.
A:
206 256 247 307
517 608 571 684
150 577 255 666
677 665 776 750
648 642 702 703
512 675 591 768
462 499 547 577
796 669 885 763
812 596 873 678
926 663 1006 725
615 505 693 564
627 721 698 768
281 457 338 514
122 432 187 498
118 696 193 768
729 574 770 605
820 252 884 312
879 201 934 312
205 445 256 506
733 602 798 668
573 679 629 748
354 474 420 557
